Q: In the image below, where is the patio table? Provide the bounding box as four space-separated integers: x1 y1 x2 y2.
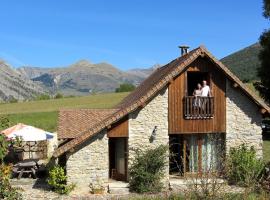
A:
14 159 39 179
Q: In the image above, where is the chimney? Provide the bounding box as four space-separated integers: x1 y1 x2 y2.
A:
178 45 190 56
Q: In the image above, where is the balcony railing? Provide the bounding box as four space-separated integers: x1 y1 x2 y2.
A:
184 96 214 119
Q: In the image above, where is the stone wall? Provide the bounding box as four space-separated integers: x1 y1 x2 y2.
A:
66 130 109 191
226 80 263 157
128 87 169 186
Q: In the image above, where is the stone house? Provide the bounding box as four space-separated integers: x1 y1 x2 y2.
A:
53 45 270 191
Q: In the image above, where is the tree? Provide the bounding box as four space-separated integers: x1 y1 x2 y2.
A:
258 0 270 101
115 83 135 93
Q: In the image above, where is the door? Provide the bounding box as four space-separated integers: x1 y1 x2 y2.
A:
109 138 128 181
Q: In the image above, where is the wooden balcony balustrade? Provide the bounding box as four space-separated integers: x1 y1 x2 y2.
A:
184 96 214 119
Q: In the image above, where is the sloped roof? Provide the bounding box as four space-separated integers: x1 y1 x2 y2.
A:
53 45 270 157
58 109 118 139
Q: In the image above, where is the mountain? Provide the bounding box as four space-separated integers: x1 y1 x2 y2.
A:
17 60 156 96
0 60 45 102
126 64 161 79
221 43 261 82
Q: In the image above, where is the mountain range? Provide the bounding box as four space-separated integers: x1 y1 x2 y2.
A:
17 60 159 96
0 43 261 102
0 61 45 102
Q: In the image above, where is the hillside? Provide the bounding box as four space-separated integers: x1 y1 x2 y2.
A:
221 43 261 82
0 60 45 102
17 60 155 96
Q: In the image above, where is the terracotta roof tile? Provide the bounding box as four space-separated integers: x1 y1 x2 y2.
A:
58 109 118 139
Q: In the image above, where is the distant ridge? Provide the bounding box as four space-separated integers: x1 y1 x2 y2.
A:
221 43 261 82
0 60 45 102
17 60 156 96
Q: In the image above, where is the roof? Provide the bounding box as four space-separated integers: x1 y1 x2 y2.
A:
53 45 270 157
58 109 118 139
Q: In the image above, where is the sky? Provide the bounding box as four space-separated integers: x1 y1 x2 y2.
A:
0 0 269 70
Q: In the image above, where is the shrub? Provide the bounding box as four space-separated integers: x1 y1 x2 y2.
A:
8 97 18 103
129 145 167 193
54 93 63 99
226 144 265 187
47 165 75 194
0 165 22 200
115 83 135 93
35 94 51 101
0 134 22 200
0 115 10 130
0 135 9 164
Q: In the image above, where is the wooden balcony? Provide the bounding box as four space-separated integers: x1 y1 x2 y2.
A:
184 96 214 119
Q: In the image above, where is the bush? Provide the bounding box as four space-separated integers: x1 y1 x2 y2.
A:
54 93 63 99
0 165 22 200
35 94 51 101
8 97 18 104
129 145 167 193
0 116 10 130
47 165 75 194
226 144 265 187
115 83 135 93
0 135 9 163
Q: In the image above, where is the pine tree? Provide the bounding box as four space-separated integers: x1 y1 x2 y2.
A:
258 0 270 101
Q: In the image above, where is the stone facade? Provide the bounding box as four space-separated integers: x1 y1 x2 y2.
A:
226 80 263 157
128 87 169 186
63 79 264 192
66 130 109 191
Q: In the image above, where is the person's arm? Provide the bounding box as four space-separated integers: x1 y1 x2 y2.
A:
193 89 196 96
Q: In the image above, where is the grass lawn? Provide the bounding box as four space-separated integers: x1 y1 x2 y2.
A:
263 140 270 163
1 92 129 132
8 111 58 133
0 92 128 114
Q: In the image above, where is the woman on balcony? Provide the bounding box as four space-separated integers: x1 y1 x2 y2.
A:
193 83 202 108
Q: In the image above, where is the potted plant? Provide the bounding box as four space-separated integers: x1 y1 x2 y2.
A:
89 176 105 194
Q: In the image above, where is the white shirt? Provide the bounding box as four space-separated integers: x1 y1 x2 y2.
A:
201 85 210 97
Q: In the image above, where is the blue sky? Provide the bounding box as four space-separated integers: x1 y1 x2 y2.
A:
0 0 269 70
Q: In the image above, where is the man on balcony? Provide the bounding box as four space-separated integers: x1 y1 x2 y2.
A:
201 80 212 97
200 80 212 115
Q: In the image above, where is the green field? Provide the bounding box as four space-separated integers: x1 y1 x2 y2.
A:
0 92 128 132
263 140 270 162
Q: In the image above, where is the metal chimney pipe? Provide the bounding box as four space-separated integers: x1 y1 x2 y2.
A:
178 45 190 56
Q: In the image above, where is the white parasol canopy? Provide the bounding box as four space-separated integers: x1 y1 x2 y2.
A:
3 124 54 141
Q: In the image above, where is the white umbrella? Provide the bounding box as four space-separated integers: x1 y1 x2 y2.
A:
7 125 54 141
